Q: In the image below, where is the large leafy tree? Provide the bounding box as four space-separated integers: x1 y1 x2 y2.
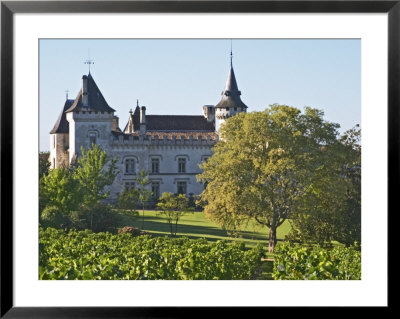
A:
288 125 361 246
198 105 341 253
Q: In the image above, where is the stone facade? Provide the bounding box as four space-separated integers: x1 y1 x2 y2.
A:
49 60 248 203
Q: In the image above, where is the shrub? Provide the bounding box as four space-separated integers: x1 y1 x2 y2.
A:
81 202 122 233
40 206 69 229
117 226 151 237
272 242 361 280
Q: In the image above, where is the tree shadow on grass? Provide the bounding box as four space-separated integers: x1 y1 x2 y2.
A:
117 215 274 246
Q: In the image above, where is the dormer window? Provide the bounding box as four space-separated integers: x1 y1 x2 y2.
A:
224 90 230 96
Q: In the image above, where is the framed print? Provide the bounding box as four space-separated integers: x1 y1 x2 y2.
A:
1 0 395 317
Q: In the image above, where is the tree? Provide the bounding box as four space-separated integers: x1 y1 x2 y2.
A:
40 167 82 216
287 125 361 246
197 105 341 253
157 192 193 236
73 144 119 229
116 188 140 216
136 169 152 230
39 152 50 178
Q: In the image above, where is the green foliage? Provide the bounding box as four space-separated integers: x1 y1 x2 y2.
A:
287 125 361 246
116 188 140 216
80 202 122 233
39 152 50 178
40 167 82 215
40 206 69 229
272 242 361 280
156 192 194 236
198 105 341 253
39 228 264 280
39 145 120 232
74 144 119 206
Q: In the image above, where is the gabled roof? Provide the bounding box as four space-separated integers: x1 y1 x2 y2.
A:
215 64 248 110
65 73 116 113
50 99 74 134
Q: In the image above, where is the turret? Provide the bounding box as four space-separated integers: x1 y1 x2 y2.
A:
215 52 248 127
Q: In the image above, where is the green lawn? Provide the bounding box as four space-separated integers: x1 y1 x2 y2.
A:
116 209 291 250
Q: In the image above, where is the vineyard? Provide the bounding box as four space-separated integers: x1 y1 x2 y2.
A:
39 227 264 280
272 242 361 280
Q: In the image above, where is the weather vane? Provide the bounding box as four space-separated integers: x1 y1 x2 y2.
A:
65 89 69 100
84 50 94 73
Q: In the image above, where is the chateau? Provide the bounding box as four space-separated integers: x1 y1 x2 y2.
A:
49 58 248 202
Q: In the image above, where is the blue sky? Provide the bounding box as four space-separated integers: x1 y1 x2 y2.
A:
39 39 360 151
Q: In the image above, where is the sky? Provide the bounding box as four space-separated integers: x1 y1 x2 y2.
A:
39 39 361 151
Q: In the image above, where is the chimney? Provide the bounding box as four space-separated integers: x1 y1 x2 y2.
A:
203 105 215 123
112 116 119 131
82 75 88 107
140 106 146 135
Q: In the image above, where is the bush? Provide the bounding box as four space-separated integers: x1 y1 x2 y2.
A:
40 206 69 229
81 202 122 233
117 226 151 237
39 228 264 280
272 242 361 280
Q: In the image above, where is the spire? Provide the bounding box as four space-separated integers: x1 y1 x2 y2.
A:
215 50 248 117
230 39 233 67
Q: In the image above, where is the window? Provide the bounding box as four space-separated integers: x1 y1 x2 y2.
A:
151 158 160 173
88 132 97 145
151 182 160 199
125 181 135 190
53 135 56 149
178 158 186 173
125 158 135 174
177 181 187 195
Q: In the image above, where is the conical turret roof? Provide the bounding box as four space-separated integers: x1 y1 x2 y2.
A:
50 99 74 134
215 63 248 110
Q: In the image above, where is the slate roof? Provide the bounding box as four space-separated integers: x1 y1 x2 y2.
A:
146 115 215 131
65 73 116 113
215 64 248 110
50 99 74 134
123 110 215 133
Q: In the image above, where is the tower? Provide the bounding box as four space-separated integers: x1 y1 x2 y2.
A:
49 98 74 168
215 51 248 127
65 73 116 164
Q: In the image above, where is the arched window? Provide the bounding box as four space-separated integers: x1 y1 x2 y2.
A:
125 158 135 174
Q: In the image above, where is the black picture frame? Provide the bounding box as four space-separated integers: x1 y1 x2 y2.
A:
1 0 394 317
